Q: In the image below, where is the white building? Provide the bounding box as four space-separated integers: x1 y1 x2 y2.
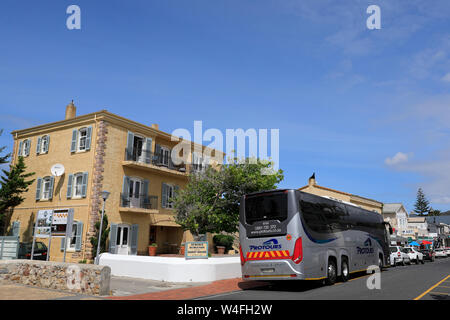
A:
382 203 409 236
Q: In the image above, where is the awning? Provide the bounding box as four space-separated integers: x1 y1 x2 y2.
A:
150 214 181 227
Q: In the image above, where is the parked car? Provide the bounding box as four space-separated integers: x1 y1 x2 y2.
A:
389 246 411 266
420 249 435 262
18 242 48 260
434 248 447 258
445 248 450 256
403 247 424 264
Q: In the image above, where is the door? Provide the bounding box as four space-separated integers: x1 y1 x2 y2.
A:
116 225 130 255
129 178 142 208
133 136 144 162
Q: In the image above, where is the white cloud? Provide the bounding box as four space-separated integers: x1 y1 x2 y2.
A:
385 152 411 166
441 73 450 83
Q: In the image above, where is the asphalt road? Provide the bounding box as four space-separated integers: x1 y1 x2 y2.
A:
199 257 450 300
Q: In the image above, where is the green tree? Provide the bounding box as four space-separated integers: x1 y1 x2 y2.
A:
174 157 284 238
428 208 441 216
414 188 430 216
0 129 10 165
90 213 110 258
0 156 35 234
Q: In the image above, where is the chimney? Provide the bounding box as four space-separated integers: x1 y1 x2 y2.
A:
151 124 159 130
308 172 316 186
65 100 76 120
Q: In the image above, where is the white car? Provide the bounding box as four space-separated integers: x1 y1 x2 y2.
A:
389 246 411 266
445 248 450 256
403 247 424 264
434 248 447 258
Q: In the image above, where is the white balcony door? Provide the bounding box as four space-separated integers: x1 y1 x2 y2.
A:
129 178 142 208
133 136 145 163
116 224 130 255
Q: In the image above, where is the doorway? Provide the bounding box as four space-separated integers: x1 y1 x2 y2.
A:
116 224 130 255
129 178 142 208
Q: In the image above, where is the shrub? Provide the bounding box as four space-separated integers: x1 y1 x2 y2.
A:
213 234 234 252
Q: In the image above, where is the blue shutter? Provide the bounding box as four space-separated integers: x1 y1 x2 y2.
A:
67 174 74 199
122 176 130 206
126 131 134 160
130 224 139 255
75 221 83 252
18 141 23 157
155 144 161 164
109 224 118 253
36 137 42 154
70 129 78 152
44 135 50 153
143 179 149 208
81 172 88 198
24 139 30 157
48 176 55 200
161 183 168 208
11 221 20 237
145 138 152 164
85 126 92 151
35 178 42 201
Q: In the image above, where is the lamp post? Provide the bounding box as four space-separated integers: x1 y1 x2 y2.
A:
95 190 110 265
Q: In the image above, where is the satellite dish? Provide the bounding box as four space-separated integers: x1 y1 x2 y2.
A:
51 164 65 177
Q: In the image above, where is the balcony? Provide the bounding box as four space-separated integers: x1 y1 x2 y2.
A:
120 193 159 213
123 148 188 176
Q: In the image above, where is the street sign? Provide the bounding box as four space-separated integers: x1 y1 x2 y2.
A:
185 241 209 259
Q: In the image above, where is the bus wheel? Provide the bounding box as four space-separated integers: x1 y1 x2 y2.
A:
340 259 349 282
325 260 337 285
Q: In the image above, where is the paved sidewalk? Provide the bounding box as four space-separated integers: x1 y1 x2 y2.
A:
109 278 269 300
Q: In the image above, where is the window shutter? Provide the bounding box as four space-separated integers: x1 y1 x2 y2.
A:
109 224 118 253
155 144 161 164
35 178 42 201
145 138 152 164
143 179 149 207
11 221 20 237
130 224 139 255
85 126 92 151
174 185 180 198
122 176 130 206
48 176 55 200
81 172 88 198
75 221 83 252
70 129 78 153
126 131 134 160
44 136 50 153
18 141 23 157
24 139 30 157
60 237 66 251
36 137 42 154
161 183 168 208
67 174 74 199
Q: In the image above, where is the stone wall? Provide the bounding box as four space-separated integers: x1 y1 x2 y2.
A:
0 260 111 296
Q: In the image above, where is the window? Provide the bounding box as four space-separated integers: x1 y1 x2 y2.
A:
78 128 87 151
162 183 178 209
159 146 170 166
73 173 84 198
41 177 52 200
37 135 50 154
18 139 30 157
68 223 78 250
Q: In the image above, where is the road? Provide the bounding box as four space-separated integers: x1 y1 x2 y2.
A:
199 257 450 300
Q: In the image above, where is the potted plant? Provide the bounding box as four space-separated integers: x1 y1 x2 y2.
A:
148 243 158 256
179 243 185 255
213 234 234 255
216 246 226 255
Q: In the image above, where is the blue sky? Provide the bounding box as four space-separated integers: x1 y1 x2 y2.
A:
1 0 449 212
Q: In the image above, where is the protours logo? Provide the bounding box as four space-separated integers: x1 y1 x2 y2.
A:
357 238 374 254
249 239 282 251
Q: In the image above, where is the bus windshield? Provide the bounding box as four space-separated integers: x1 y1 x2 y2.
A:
245 192 287 224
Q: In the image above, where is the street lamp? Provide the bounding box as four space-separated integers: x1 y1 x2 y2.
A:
95 190 110 265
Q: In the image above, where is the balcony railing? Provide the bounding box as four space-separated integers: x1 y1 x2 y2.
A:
120 193 158 210
124 148 187 172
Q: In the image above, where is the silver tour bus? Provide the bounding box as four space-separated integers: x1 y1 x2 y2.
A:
239 189 392 284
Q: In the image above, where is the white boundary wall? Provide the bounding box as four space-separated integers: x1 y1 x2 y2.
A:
99 253 242 282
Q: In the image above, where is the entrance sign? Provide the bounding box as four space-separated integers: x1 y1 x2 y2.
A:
35 210 53 237
185 241 209 259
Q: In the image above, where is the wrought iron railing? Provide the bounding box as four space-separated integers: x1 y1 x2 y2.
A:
120 193 158 210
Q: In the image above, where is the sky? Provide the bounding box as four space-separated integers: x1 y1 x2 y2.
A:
0 0 449 212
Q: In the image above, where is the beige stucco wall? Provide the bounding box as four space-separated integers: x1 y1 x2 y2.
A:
8 119 98 263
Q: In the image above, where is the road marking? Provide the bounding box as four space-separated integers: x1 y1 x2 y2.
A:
429 292 450 296
414 275 450 300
